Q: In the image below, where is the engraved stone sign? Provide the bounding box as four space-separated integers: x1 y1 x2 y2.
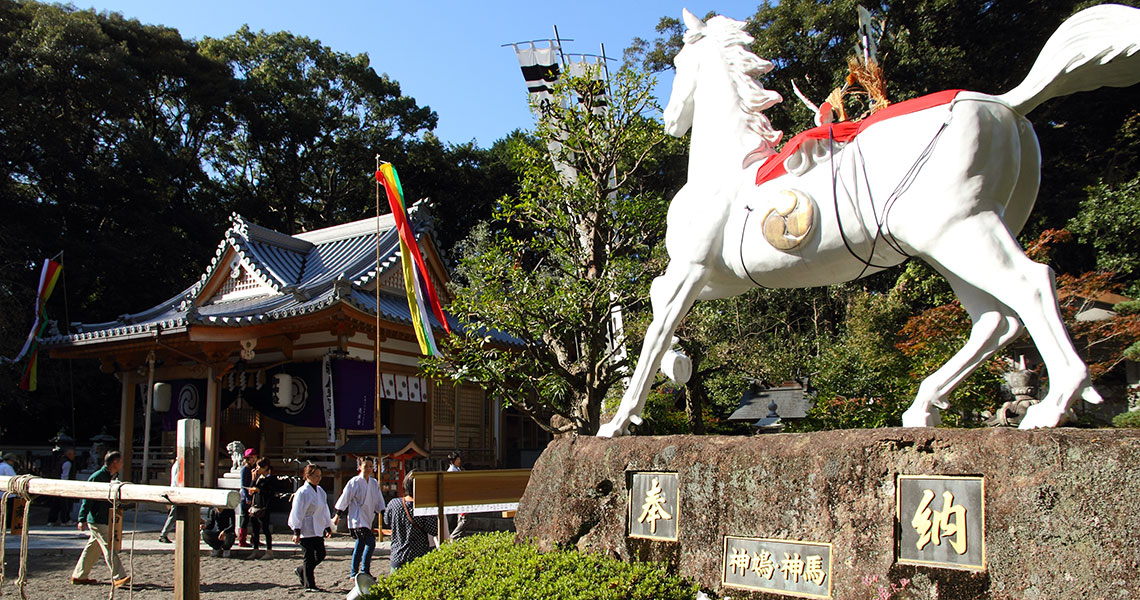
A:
722 535 833 598
896 475 985 571
627 471 679 541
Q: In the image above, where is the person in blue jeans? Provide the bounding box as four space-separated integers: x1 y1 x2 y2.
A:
333 456 383 580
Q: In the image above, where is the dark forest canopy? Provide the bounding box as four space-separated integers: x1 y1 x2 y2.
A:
0 0 514 442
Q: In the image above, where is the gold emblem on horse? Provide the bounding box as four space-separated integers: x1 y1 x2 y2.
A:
761 189 816 251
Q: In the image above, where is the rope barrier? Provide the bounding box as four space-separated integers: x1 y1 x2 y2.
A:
106 481 124 600
0 475 39 600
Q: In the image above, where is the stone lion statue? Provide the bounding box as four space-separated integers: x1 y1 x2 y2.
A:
226 441 245 474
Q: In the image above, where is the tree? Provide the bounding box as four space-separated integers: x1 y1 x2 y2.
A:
1068 174 1140 297
0 1 239 443
198 27 438 234
423 68 677 435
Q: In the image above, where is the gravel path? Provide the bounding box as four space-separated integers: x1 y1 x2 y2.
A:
3 548 387 599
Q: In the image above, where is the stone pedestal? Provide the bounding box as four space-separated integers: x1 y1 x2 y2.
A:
217 472 241 490
515 428 1140 599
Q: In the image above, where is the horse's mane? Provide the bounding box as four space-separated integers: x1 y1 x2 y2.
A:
688 16 784 156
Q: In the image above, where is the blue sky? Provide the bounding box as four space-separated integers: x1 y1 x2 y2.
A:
76 1 764 147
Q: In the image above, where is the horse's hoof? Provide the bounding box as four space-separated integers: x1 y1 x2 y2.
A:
1018 403 1064 430
901 406 939 428
596 421 626 438
1082 386 1104 405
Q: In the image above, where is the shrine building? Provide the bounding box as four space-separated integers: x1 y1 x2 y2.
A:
42 203 551 497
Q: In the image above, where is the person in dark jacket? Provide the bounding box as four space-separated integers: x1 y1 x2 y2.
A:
70 451 129 587
201 507 237 557
383 470 437 571
248 458 275 559
238 447 258 547
47 447 76 526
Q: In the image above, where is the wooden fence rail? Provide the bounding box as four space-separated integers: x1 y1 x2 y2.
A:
0 476 237 508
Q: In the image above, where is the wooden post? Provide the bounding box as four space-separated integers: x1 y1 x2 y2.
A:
119 371 136 477
203 368 220 488
175 419 201 600
435 472 448 542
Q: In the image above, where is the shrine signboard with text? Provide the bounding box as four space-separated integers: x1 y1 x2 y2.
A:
627 471 679 541
896 475 985 571
722 535 833 598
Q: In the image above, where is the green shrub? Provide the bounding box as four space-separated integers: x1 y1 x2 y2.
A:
365 532 698 600
1112 410 1140 428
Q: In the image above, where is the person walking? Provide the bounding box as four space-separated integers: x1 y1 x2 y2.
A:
157 456 180 543
238 447 258 547
289 464 333 592
333 456 383 580
70 450 129 588
248 458 276 559
47 447 77 526
384 469 438 572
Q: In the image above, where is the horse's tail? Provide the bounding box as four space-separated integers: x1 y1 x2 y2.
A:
997 4 1140 116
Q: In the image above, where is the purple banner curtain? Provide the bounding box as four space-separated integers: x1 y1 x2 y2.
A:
160 379 207 431
334 359 375 430
223 362 326 428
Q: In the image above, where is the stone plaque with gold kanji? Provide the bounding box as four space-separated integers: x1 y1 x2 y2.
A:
627 471 679 541
896 475 985 571
722 535 833 598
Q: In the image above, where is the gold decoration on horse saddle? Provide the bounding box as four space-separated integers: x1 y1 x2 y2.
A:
762 189 816 251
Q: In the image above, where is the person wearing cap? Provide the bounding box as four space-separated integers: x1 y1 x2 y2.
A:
0 453 16 477
0 453 16 529
238 447 258 547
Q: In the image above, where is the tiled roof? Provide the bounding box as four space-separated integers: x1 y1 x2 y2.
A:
43 203 523 348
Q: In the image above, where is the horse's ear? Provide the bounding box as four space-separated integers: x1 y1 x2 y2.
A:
682 8 705 32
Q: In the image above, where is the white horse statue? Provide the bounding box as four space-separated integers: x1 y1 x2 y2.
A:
598 5 1140 437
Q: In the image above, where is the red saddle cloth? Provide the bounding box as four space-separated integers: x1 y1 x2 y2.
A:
754 89 964 186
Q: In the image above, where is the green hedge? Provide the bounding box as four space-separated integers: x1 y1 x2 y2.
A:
365 532 698 600
1112 410 1140 428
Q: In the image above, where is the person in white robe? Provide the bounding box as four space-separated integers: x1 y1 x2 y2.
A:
288 464 333 591
333 456 383 580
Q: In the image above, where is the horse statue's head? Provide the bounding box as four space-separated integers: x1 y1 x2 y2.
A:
664 9 784 157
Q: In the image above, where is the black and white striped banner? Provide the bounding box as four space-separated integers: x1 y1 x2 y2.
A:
511 41 562 115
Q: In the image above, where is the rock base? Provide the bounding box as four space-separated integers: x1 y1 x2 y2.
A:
515 428 1140 599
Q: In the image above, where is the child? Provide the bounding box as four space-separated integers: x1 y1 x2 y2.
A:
288 464 333 591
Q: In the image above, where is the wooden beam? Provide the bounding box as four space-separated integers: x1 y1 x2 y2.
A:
0 476 235 507
174 419 202 600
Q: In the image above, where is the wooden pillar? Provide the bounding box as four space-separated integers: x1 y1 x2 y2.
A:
203 367 221 488
174 418 201 600
119 371 136 477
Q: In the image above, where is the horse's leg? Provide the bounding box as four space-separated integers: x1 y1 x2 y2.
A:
917 214 1102 430
597 261 710 437
901 272 1023 427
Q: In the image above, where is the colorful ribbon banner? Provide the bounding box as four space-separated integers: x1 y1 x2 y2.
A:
376 164 450 356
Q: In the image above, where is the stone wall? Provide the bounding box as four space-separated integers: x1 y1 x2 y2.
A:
514 428 1140 599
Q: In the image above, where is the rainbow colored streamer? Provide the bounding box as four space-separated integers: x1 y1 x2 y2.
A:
14 259 63 391
376 164 450 356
